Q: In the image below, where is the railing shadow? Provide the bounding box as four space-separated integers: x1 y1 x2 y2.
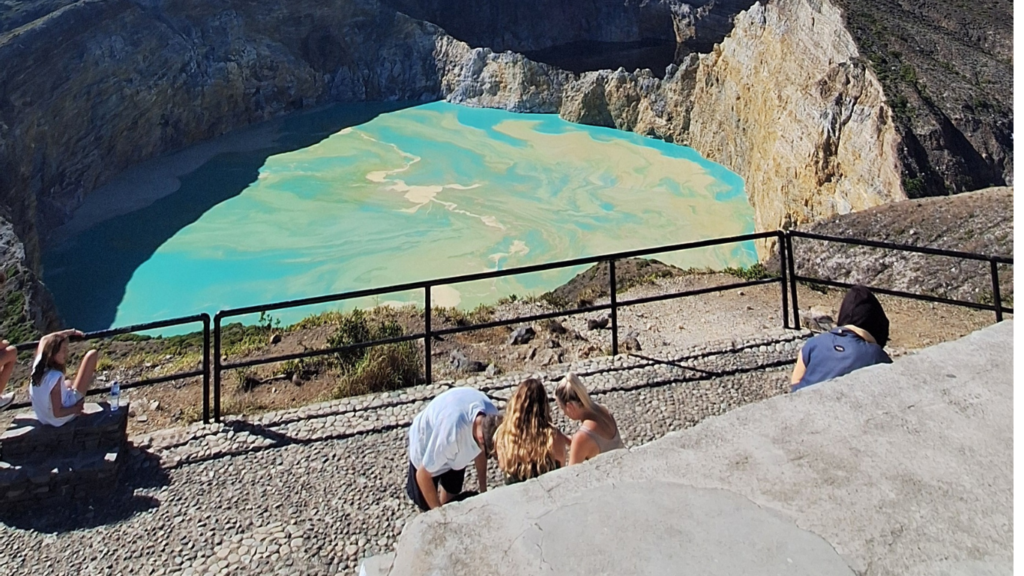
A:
154 338 801 469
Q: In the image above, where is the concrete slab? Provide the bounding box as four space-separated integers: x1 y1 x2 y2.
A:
377 321 1013 576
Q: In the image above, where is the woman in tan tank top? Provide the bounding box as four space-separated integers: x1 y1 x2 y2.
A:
554 372 625 464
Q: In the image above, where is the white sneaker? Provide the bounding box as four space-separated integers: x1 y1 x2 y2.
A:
0 392 14 411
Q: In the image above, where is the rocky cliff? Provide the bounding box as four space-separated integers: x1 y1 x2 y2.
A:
441 0 1010 256
0 214 60 340
0 0 1013 332
832 0 1013 196
770 186 1014 306
445 0 908 255
1 0 458 330
379 0 679 53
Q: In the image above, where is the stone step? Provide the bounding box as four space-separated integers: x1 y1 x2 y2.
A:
1 402 129 463
0 447 123 508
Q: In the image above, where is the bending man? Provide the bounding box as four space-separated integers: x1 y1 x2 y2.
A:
406 387 501 511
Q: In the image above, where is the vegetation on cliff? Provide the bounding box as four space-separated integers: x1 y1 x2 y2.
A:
833 0 1012 196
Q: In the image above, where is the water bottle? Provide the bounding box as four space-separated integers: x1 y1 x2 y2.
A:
110 381 121 411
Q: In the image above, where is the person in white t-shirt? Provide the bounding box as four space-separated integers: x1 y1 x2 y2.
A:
29 329 100 427
405 387 502 511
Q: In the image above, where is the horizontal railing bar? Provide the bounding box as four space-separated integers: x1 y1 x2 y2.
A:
14 314 209 352
220 333 425 371
789 230 1014 264
617 277 782 308
791 276 1003 313
5 370 206 411
103 370 207 392
218 231 777 318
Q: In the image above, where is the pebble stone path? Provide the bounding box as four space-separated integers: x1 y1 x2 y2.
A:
0 328 815 576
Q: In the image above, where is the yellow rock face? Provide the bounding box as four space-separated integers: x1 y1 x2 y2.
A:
686 0 905 257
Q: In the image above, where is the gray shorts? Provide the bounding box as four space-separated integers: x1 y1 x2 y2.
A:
61 387 84 408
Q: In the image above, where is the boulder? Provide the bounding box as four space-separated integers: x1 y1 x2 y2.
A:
450 350 486 373
508 326 536 346
621 331 642 352
543 319 567 335
800 306 835 332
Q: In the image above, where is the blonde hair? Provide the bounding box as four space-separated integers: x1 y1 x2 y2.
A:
495 378 557 480
554 372 596 411
555 372 613 426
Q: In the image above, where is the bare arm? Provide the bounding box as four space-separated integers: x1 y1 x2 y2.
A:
475 451 488 493
34 330 84 358
48 380 83 418
790 353 807 386
415 465 441 510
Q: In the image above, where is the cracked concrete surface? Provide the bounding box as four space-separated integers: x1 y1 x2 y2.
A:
365 321 1013 576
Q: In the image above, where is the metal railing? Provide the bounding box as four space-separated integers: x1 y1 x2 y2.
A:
212 231 781 421
786 230 1013 327
8 314 212 422
7 230 1012 424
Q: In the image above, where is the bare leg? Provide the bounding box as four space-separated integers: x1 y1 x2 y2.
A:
71 350 99 395
439 486 453 506
0 344 16 395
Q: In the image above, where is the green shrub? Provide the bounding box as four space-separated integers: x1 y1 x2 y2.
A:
434 305 494 327
722 263 776 281
902 176 926 197
289 310 345 330
334 342 422 399
899 63 917 84
327 309 404 369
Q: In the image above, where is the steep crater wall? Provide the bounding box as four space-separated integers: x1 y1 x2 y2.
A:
0 0 462 330
0 0 1013 332
441 0 1011 256
445 0 907 256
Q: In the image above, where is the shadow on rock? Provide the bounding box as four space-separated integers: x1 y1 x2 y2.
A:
0 448 170 533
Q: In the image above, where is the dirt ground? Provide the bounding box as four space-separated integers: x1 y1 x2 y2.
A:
0 272 1004 436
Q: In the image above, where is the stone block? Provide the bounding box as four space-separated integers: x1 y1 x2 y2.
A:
1 402 128 463
0 446 125 511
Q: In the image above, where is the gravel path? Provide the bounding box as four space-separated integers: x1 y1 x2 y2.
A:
1 329 812 575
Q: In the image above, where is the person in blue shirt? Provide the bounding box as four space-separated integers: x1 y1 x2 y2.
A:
791 285 892 392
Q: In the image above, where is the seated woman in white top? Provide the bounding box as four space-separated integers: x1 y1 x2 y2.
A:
29 329 99 427
555 372 625 464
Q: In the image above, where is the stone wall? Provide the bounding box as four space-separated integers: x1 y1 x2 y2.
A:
0 402 129 508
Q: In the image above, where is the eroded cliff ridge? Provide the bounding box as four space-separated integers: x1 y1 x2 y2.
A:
0 0 1012 330
445 0 908 255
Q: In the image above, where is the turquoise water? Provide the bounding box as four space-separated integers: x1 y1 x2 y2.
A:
43 101 756 332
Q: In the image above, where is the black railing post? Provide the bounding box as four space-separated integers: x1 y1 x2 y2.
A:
990 259 1003 323
609 259 619 355
777 231 790 329
213 313 222 423
202 314 211 424
785 232 800 330
424 286 432 384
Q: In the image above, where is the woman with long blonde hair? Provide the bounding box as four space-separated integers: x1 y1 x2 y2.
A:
555 372 625 464
494 378 570 484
